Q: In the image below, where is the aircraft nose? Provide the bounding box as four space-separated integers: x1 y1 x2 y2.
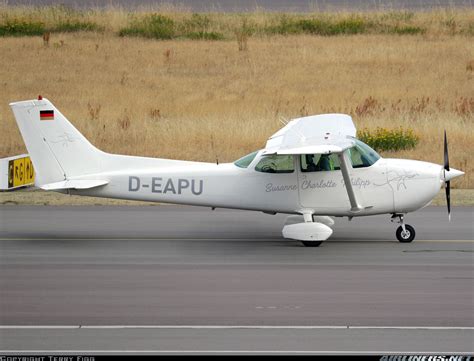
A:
443 168 465 182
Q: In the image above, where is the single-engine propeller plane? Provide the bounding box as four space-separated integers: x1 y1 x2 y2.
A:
10 97 464 246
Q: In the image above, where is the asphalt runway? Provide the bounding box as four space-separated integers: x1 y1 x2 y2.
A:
0 205 473 354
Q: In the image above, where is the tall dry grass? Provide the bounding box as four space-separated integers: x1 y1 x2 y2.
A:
1 4 474 37
0 12 473 188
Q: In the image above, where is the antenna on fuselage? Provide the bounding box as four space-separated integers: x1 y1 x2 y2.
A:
278 116 288 126
210 134 219 165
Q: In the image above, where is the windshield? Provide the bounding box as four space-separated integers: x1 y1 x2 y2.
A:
349 139 380 168
234 151 259 168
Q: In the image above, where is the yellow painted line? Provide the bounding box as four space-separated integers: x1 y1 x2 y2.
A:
417 240 473 243
0 238 266 241
0 238 471 242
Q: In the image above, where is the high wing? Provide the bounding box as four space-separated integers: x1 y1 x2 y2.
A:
263 114 356 155
264 113 365 213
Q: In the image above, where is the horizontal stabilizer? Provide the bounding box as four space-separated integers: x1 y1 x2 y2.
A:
40 179 108 190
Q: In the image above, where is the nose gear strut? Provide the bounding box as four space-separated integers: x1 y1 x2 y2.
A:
391 214 416 243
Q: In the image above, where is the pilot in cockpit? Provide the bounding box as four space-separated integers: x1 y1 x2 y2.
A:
305 154 333 172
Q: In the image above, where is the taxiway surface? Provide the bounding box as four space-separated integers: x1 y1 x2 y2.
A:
0 205 473 353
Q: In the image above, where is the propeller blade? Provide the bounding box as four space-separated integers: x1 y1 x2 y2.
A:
444 130 450 171
444 131 451 221
446 180 451 222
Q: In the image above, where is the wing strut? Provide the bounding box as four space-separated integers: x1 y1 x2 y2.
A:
338 150 363 213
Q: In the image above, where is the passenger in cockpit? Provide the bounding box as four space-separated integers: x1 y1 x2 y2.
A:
317 154 333 171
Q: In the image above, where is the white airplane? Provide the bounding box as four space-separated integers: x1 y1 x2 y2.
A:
10 97 464 246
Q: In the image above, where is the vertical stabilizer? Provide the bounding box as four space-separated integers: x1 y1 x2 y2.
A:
10 98 103 186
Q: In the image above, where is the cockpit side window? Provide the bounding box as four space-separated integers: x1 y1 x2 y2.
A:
349 139 381 168
234 151 259 168
300 153 341 172
255 154 294 173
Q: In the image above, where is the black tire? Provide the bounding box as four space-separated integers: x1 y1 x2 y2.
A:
301 241 323 247
396 225 416 243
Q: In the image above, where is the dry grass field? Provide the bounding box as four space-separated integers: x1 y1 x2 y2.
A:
0 7 473 189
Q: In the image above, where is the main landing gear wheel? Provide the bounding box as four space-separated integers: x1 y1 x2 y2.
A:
301 241 323 247
396 224 416 243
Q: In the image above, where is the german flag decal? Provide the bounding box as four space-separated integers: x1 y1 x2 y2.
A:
40 110 54 121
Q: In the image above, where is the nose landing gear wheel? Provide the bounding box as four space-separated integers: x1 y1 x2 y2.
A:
301 241 323 247
396 225 415 243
